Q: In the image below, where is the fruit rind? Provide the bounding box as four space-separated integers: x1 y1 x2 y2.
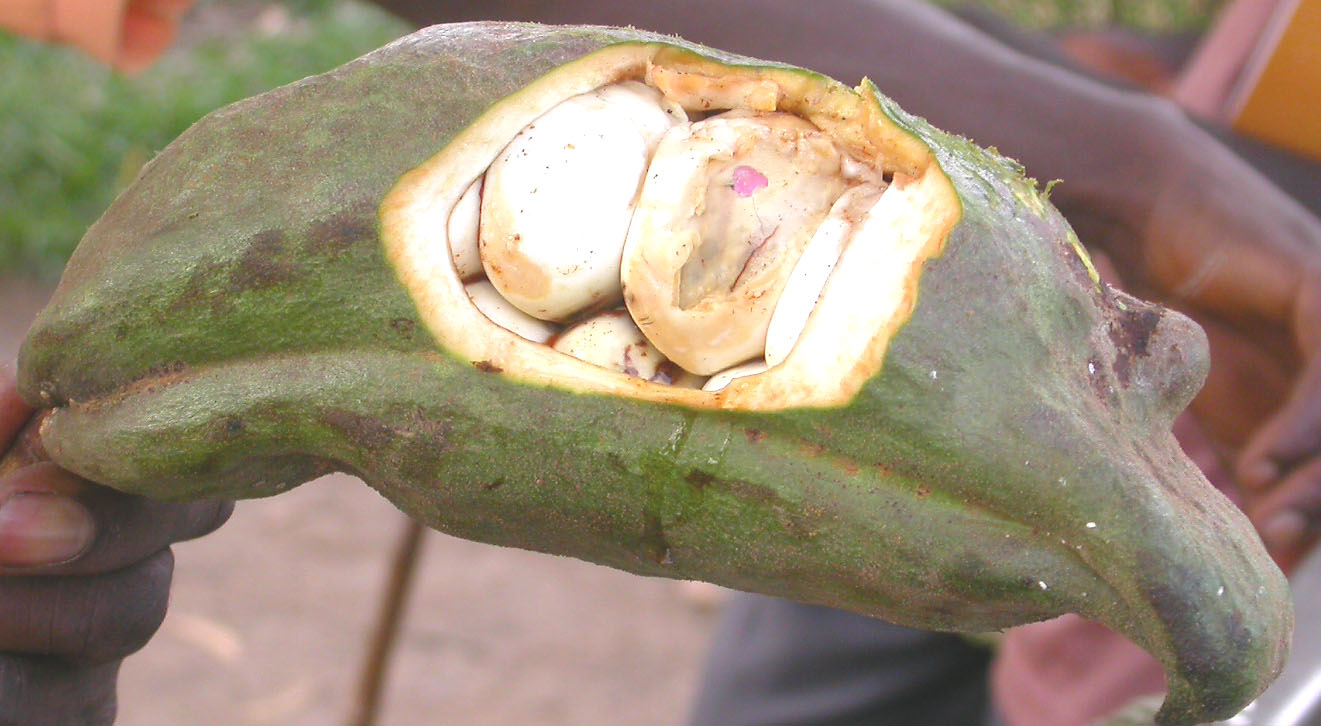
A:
15 24 1290 726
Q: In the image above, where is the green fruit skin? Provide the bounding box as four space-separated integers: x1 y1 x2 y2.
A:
16 23 1289 725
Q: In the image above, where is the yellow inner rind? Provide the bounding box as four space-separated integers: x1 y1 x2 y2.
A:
379 42 960 411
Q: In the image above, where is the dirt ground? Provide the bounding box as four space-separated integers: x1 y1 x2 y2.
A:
2 276 722 725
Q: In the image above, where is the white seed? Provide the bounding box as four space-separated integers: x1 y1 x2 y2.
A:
464 280 557 343
622 112 855 374
702 359 770 392
765 184 885 366
480 81 686 321
448 177 483 280
551 310 665 380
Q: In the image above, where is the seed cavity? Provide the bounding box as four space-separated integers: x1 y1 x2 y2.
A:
443 76 896 392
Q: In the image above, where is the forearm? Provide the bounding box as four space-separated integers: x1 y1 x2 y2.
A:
0 658 120 726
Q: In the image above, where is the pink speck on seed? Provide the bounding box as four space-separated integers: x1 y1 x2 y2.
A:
732 165 768 197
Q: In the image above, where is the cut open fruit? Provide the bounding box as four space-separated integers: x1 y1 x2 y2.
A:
382 45 960 410
19 25 1292 726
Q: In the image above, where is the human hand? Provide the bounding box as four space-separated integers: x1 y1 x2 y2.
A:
1232 279 1321 573
0 0 195 72
1082 108 1321 573
0 362 232 725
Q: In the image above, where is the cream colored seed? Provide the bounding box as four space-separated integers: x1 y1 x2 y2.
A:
551 310 666 381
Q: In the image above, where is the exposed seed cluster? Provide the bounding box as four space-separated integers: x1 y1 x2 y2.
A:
446 80 887 392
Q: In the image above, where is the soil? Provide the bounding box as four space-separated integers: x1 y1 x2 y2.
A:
2 276 722 726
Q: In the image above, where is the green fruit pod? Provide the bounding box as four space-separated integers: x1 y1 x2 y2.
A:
14 23 1290 725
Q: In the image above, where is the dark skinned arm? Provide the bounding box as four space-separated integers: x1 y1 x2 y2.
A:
0 364 232 725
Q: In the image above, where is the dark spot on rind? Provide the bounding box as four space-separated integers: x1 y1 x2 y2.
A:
1108 306 1162 386
684 470 779 506
473 360 503 374
483 478 506 491
318 407 452 477
605 453 631 478
1112 307 1161 357
231 230 298 290
390 317 416 338
1087 356 1111 402
685 470 714 490
1140 575 1258 717
915 485 931 498
207 414 245 443
641 511 671 564
305 208 374 255
321 408 395 451
745 429 767 444
147 360 188 378
169 259 233 317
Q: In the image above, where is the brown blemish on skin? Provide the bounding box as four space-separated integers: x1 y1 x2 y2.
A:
217 415 244 438
915 485 932 498
319 407 452 472
681 469 819 537
641 510 672 564
390 317 416 338
745 428 767 444
1108 306 1162 386
685 469 779 505
57 361 196 413
321 409 395 451
305 207 375 255
1140 574 1255 686
1087 355 1116 404
169 259 234 317
473 360 504 374
231 230 298 290
144 360 188 379
1110 308 1162 358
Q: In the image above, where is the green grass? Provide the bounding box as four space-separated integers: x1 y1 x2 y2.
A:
0 0 1222 278
0 1 409 278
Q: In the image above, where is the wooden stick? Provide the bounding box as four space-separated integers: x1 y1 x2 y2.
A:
348 514 427 726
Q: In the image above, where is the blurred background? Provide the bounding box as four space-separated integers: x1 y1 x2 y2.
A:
0 1 1227 724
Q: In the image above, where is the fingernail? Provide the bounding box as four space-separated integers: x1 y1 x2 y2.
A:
1262 510 1308 555
0 493 95 567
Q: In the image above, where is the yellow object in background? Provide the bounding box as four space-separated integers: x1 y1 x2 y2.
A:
0 0 194 71
1230 0 1321 162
